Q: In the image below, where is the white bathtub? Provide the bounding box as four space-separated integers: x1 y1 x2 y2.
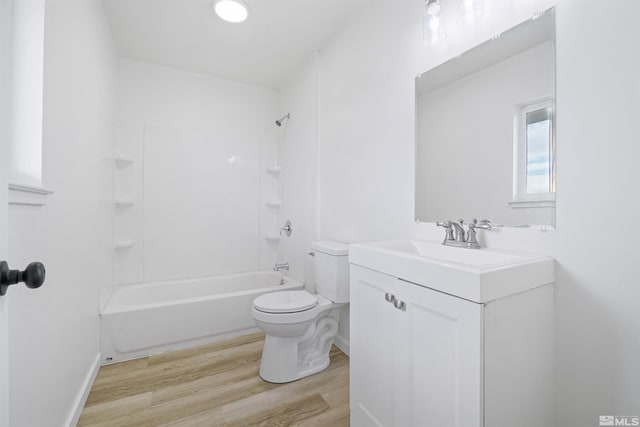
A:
100 271 303 363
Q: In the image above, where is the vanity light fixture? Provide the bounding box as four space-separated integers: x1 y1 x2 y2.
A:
213 0 248 23
425 0 443 16
423 0 485 45
424 0 446 45
457 0 484 24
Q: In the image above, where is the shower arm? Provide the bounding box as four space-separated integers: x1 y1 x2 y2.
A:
275 113 290 127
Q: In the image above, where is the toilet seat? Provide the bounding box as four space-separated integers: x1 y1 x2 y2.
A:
253 290 318 314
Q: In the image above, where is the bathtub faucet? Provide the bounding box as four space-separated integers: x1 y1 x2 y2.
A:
273 263 289 272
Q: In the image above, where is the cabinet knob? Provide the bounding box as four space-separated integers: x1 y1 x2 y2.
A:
385 292 396 303
393 299 406 311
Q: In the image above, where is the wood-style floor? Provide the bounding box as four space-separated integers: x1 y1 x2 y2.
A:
78 332 350 427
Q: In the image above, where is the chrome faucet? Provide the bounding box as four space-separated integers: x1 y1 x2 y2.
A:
273 263 289 272
436 218 492 249
450 220 466 242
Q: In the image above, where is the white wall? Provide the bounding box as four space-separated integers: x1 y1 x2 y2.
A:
417 41 555 226
311 1 640 425
318 2 418 245
7 0 116 425
114 59 279 287
276 55 320 286
552 4 640 423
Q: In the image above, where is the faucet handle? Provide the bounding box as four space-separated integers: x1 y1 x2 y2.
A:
471 218 492 230
280 220 293 237
436 220 454 241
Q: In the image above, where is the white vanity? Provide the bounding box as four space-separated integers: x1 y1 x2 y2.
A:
349 240 554 427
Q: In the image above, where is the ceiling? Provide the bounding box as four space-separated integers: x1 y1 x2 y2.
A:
102 0 371 89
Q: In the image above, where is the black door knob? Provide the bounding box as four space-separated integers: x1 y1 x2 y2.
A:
0 261 46 296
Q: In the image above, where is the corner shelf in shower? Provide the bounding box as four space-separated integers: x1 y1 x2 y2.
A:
114 198 134 207
265 235 281 242
113 155 134 167
265 200 282 208
114 239 135 249
266 166 282 175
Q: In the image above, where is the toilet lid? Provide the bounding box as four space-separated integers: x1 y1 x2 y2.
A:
254 290 318 313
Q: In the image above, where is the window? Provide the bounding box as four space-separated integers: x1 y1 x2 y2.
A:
9 0 45 187
6 0 52 205
512 99 555 207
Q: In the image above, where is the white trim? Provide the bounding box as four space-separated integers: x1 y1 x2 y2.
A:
510 191 555 209
509 199 555 209
64 352 101 427
333 334 350 357
8 182 53 206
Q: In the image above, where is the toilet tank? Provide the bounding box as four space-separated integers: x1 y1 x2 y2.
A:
312 241 349 303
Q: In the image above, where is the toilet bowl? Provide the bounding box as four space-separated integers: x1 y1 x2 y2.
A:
252 290 343 383
252 241 349 383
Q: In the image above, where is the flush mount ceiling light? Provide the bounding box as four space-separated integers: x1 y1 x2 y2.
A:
213 0 248 23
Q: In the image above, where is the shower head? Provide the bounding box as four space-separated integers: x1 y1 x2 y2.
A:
275 113 290 127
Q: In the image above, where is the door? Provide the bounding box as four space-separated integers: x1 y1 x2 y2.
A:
1 0 10 422
394 280 483 427
350 265 398 426
1 131 8 427
1 0 12 422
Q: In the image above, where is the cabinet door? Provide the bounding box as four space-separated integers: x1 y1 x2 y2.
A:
393 280 483 427
350 265 398 427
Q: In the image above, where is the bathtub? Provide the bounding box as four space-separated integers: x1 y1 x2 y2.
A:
100 271 303 363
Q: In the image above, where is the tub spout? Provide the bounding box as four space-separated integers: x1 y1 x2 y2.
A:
273 263 289 272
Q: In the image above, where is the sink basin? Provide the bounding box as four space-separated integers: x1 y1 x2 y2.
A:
349 240 553 303
370 240 533 267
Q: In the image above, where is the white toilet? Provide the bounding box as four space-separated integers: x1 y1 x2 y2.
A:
252 241 349 383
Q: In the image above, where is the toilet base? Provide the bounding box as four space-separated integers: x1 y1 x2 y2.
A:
258 310 339 383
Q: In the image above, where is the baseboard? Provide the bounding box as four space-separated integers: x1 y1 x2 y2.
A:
65 352 101 427
334 334 350 357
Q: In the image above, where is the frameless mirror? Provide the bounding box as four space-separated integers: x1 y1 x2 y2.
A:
415 9 556 228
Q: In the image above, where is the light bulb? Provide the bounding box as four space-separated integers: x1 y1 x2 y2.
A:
425 0 442 16
424 0 446 45
213 0 248 23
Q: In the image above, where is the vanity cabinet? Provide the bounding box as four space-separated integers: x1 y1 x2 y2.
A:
349 264 554 427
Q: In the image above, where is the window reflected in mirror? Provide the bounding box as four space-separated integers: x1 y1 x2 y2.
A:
514 99 555 203
526 107 553 194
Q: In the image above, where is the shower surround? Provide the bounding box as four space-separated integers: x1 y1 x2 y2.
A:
102 58 285 357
